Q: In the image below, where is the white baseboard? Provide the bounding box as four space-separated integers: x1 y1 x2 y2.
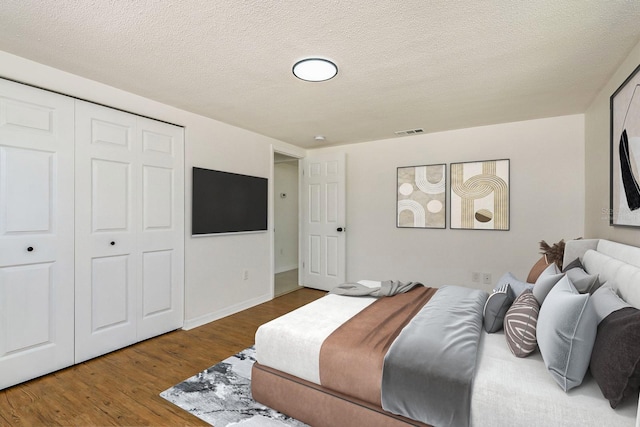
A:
182 292 273 331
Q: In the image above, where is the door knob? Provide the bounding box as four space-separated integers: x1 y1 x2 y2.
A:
110 241 115 246
336 227 344 232
27 246 34 252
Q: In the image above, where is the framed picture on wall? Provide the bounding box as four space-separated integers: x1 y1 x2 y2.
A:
450 159 510 230
610 63 640 227
396 164 446 229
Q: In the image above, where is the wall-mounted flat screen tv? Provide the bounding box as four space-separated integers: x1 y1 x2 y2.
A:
192 167 268 235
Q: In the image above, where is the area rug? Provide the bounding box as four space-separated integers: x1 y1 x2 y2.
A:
160 346 308 426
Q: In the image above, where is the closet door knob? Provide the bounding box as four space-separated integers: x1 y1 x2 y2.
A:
110 241 115 246
336 227 344 232
27 246 34 252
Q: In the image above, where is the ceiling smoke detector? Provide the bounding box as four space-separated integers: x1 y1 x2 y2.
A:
394 128 425 136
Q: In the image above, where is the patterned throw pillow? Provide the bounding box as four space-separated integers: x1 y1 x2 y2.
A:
504 289 540 358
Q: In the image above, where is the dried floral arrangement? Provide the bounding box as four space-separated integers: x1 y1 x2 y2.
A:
539 238 583 270
539 239 566 270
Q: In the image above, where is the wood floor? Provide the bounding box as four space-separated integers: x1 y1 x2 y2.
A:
274 268 301 297
0 287 325 426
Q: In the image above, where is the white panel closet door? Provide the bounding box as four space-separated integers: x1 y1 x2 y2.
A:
136 116 184 341
75 101 184 362
0 79 75 388
75 101 138 362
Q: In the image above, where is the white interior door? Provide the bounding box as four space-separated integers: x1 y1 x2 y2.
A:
74 101 138 362
301 152 346 291
0 79 75 388
136 117 184 341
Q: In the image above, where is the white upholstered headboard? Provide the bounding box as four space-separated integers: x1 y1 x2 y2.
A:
563 239 640 310
563 239 640 425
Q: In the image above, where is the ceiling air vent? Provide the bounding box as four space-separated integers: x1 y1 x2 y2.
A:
394 128 424 136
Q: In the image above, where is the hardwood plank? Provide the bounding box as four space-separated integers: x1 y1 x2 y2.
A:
0 287 325 426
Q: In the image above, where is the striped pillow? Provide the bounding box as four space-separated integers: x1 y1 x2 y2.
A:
504 289 540 357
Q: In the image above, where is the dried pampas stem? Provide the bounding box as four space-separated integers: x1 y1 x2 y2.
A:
539 239 566 270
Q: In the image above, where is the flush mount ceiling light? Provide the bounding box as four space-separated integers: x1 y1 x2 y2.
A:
292 58 338 82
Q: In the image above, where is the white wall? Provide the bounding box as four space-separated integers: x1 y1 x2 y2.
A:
0 51 305 330
0 48 592 329
308 115 586 291
274 161 299 273
585 38 640 245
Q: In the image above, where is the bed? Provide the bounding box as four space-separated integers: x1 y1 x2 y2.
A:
252 239 640 427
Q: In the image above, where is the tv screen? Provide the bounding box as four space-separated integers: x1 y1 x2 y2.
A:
192 167 268 235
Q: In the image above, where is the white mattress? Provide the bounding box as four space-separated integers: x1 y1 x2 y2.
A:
256 278 638 426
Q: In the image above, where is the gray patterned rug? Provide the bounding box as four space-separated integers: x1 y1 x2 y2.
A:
160 346 308 426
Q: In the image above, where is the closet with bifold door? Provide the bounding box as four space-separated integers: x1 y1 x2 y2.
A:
0 78 76 389
0 78 184 389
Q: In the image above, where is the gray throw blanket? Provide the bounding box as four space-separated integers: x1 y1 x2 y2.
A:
330 280 423 297
381 285 488 427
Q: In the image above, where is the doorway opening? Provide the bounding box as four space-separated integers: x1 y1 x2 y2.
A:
274 152 301 296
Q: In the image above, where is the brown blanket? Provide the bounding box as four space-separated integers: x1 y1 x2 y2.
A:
319 286 437 406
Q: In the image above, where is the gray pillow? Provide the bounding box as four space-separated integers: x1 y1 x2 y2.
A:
532 272 564 305
537 275 598 391
590 285 631 323
494 272 532 297
589 307 640 408
484 283 515 333
562 257 583 272
565 267 601 294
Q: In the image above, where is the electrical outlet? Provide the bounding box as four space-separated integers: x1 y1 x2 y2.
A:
482 273 492 285
472 272 480 282
242 269 249 280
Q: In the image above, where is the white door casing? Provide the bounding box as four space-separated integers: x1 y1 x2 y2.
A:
0 79 75 388
301 152 346 291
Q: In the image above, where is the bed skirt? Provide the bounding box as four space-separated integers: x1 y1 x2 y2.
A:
251 362 432 427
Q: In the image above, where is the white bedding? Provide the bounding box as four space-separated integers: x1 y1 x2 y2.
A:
255 280 379 384
255 239 640 427
257 286 637 427
472 332 636 427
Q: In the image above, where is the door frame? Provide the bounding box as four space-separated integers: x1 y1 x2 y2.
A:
270 146 303 297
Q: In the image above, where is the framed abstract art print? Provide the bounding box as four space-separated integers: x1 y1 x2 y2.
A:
610 63 640 227
450 159 510 230
397 164 446 229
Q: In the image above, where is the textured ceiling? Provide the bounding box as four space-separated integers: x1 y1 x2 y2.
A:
1 1 640 148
